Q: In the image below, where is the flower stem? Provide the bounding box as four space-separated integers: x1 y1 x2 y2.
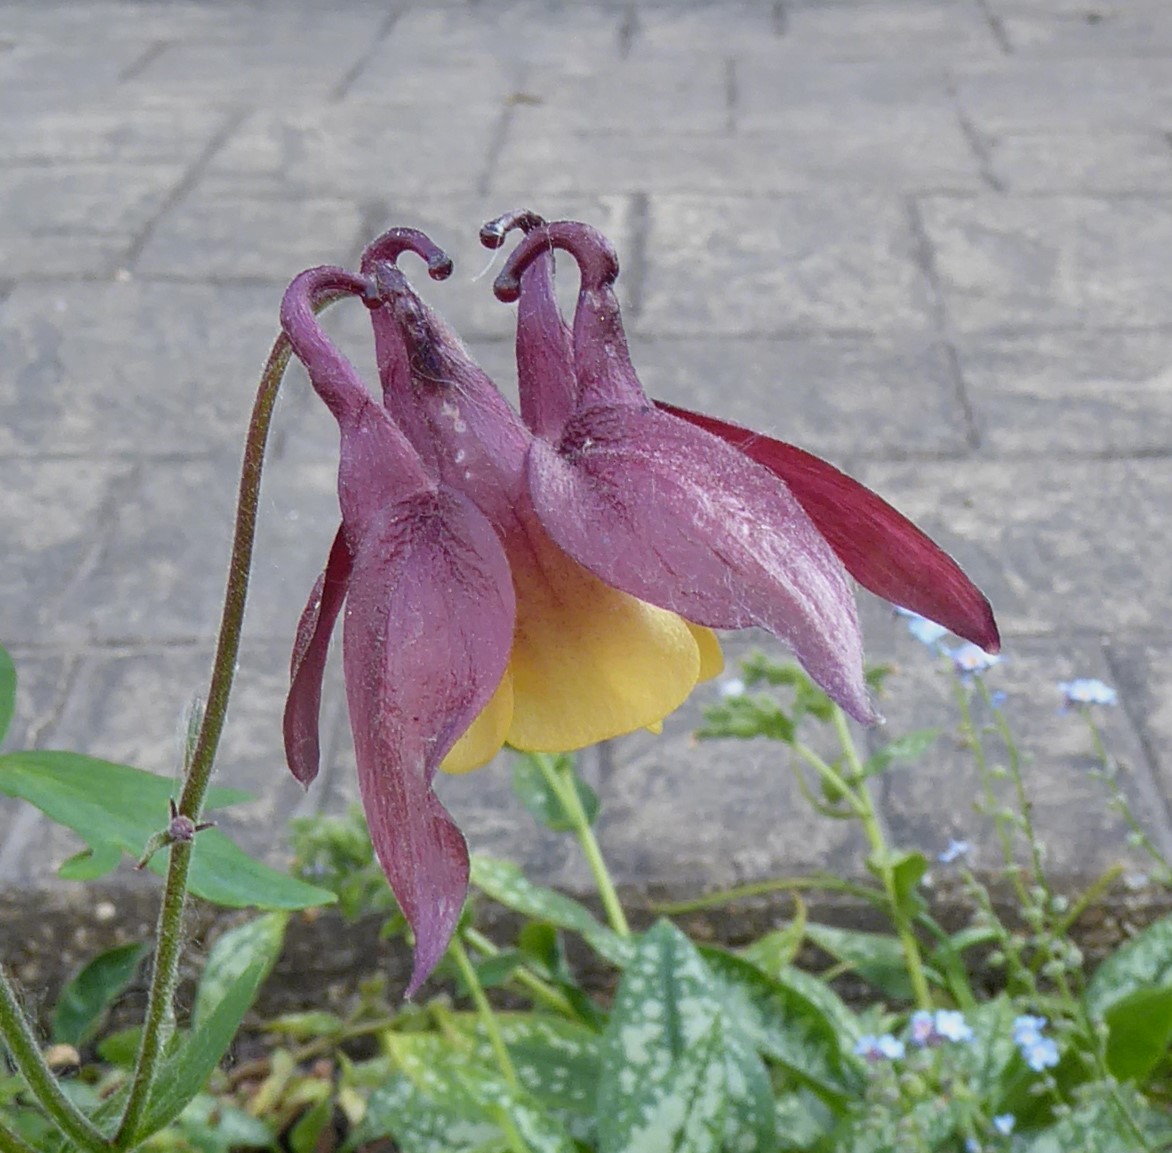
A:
449 937 518 1089
535 754 630 938
113 293 352 1149
463 928 578 1017
0 965 112 1151
830 708 932 1010
0 1123 39 1153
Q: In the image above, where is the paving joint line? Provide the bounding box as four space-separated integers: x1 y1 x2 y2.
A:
974 0 1013 55
723 57 737 134
617 4 638 59
477 89 520 198
328 2 406 103
121 105 250 271
623 191 650 324
771 1 788 37
117 39 169 83
1103 642 1172 861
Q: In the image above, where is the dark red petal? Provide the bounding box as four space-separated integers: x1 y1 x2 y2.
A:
656 401 1000 652
527 405 875 723
283 526 352 787
343 488 515 996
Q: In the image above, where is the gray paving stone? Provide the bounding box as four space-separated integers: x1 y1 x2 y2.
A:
509 56 730 136
133 192 366 283
854 458 1172 637
872 630 1169 880
0 281 289 458
991 1 1172 57
737 59 955 134
201 103 499 201
638 194 937 336
0 459 134 646
986 132 1172 194
0 233 128 280
491 111 985 198
952 59 1172 134
779 0 1003 62
0 38 148 116
953 329 1172 455
1107 637 1172 806
919 194 1172 332
0 101 232 166
626 3 780 58
0 163 184 246
629 335 972 459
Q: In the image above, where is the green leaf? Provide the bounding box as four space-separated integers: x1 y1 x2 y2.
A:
352 1073 499 1152
701 947 862 1102
135 913 287 1140
805 923 940 1002
0 750 334 909
867 849 928 919
860 729 939 778
740 903 806 978
176 1093 275 1153
52 941 147 1046
387 1032 577 1153
56 842 124 881
596 921 728 1153
193 913 288 1030
1100 986 1172 1083
264 1010 347 1042
512 752 600 831
698 693 795 743
288 1096 333 1153
1086 912 1172 1020
97 1026 142 1068
721 1034 778 1153
470 856 633 967
0 644 15 746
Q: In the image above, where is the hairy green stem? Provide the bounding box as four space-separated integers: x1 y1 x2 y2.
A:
536 755 630 937
463 928 578 1017
830 708 932 1009
0 964 111 1151
450 937 518 1090
0 1123 40 1153
114 293 351 1149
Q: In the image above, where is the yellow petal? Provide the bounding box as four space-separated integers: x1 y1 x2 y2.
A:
440 668 514 775
687 623 724 682
506 532 701 752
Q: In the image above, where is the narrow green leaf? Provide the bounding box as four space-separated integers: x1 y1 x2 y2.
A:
741 900 807 978
288 1096 333 1153
56 842 123 881
867 850 928 918
860 729 939 778
135 914 287 1140
701 947 862 1102
470 856 633 967
0 750 334 909
0 644 15 746
512 752 600 831
193 912 288 1030
597 921 728 1153
52 941 147 1046
697 694 795 743
805 923 941 1002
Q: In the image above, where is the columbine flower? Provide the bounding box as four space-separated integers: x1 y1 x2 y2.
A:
938 838 971 864
950 642 1001 680
1058 678 1117 709
854 1033 906 1062
487 214 999 725
992 1114 1016 1136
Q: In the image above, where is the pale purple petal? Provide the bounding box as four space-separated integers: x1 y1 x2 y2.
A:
343 487 515 996
284 526 351 787
527 405 875 723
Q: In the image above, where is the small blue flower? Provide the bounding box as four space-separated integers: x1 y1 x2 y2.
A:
855 1033 905 1062
895 608 950 649
950 643 1002 680
934 1009 974 1044
1022 1035 1059 1072
909 1010 935 1046
1011 1014 1047 1046
939 838 971 864
993 1114 1016 1136
1058 678 1117 710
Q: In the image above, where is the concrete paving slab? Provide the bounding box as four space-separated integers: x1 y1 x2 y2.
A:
0 281 286 458
985 132 1172 194
918 194 1172 332
953 329 1172 456
1107 638 1172 806
989 0 1172 57
854 458 1172 637
639 193 938 335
